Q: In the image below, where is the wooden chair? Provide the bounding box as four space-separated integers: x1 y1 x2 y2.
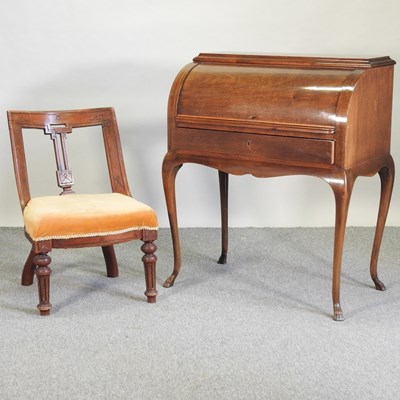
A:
7 107 158 315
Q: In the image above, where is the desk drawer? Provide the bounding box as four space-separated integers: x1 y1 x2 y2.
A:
174 129 334 165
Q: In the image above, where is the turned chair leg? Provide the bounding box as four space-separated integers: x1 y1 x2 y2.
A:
33 253 52 316
22 248 36 286
102 245 119 278
141 241 158 303
218 170 229 264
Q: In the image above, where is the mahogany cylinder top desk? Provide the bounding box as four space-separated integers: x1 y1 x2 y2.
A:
162 53 396 321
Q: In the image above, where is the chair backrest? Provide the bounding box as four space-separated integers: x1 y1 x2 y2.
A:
7 107 131 211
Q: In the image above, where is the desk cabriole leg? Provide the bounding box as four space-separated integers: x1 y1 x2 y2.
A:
218 170 229 264
326 171 355 322
162 156 182 288
370 156 395 291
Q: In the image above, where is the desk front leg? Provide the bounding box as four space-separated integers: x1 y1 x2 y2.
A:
162 155 182 288
325 171 355 321
370 155 395 290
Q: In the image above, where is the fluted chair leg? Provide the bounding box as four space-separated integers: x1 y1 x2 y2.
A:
33 253 52 316
141 241 158 303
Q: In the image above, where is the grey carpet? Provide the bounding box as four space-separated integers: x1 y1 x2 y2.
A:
1 227 400 400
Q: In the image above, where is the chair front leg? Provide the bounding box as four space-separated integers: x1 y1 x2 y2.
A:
141 241 158 303
33 253 52 316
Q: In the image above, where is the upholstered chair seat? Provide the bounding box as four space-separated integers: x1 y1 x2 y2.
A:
24 193 158 241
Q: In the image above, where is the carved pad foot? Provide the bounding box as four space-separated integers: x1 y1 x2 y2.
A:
217 253 227 264
163 273 178 288
372 277 386 291
333 303 344 321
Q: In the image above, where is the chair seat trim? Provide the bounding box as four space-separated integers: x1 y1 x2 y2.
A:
28 225 158 242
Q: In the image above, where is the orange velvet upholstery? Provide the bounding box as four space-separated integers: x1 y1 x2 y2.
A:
24 193 158 241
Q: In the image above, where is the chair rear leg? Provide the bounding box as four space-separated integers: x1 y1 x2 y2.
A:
141 241 158 303
102 245 119 277
33 253 52 316
22 248 36 286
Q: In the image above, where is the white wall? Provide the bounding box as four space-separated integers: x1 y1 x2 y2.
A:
1 0 399 228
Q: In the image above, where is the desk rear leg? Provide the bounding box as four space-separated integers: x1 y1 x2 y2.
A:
218 170 229 264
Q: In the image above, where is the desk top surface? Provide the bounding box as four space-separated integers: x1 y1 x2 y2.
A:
193 53 395 70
